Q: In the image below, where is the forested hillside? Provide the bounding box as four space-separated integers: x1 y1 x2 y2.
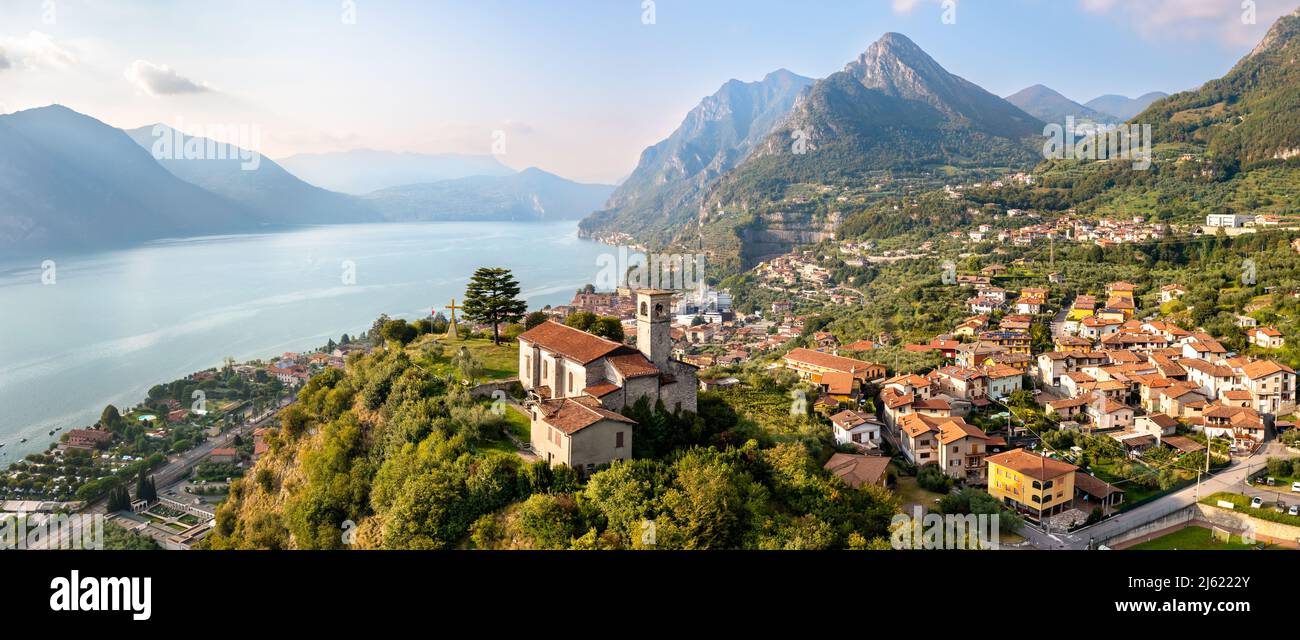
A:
204 333 898 550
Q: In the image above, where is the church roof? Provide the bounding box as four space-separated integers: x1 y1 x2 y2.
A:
536 396 636 434
518 320 628 364
608 353 661 379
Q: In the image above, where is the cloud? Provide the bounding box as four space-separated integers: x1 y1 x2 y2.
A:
124 60 212 96
891 0 955 15
0 31 75 71
1078 0 1295 46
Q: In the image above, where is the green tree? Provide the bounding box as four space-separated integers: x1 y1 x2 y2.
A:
462 267 527 344
524 311 549 329
591 316 625 342
564 311 598 332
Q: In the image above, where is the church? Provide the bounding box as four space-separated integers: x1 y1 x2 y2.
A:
518 289 698 472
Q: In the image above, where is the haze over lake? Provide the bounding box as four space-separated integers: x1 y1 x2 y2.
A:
0 221 614 461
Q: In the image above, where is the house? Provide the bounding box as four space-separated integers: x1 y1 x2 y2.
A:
1134 413 1179 440
896 414 994 483
1205 213 1252 228
209 448 238 464
830 410 884 451
783 348 885 385
1160 284 1186 303
1182 358 1237 400
519 289 698 472
1239 359 1296 416
1086 399 1134 431
1182 333 1227 360
823 453 890 489
60 428 114 452
979 331 1032 355
1197 402 1266 449
1055 335 1093 353
1247 326 1285 349
987 449 1078 519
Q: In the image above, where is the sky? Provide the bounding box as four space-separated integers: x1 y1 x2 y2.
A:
0 0 1296 183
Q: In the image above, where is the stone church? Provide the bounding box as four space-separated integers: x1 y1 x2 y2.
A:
518 289 697 472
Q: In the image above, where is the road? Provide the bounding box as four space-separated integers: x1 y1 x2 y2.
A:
81 400 289 517
1020 443 1297 550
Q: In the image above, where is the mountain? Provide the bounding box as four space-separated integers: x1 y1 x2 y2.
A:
0 105 257 253
277 150 515 195
125 125 378 225
1084 92 1169 121
1005 84 1118 126
692 33 1044 268
578 69 814 244
1137 7 1300 169
363 168 614 222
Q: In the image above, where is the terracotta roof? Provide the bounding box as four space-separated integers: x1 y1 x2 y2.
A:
823 453 889 489
1242 359 1295 380
1143 413 1179 429
536 396 636 435
1162 435 1204 454
784 348 880 376
518 321 626 364
583 382 622 398
987 448 1078 481
1074 473 1122 498
938 419 990 445
830 410 880 430
821 371 857 395
608 353 661 379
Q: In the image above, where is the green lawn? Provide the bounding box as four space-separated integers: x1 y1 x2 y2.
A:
893 474 945 511
1129 525 1264 551
473 401 531 455
411 336 519 382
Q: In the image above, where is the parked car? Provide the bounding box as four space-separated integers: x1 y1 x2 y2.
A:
1251 496 1263 509
1289 505 1299 517
1291 482 1300 493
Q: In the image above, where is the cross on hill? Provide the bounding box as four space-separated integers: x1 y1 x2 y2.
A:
445 298 462 339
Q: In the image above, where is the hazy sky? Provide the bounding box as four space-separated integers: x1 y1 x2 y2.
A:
0 0 1294 183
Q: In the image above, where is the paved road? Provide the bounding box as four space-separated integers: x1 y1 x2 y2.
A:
1021 444 1298 550
82 400 288 517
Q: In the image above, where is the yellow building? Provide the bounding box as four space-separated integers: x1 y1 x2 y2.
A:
987 448 1078 519
1106 281 1137 302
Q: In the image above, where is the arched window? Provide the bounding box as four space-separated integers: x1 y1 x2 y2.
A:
640 301 648 316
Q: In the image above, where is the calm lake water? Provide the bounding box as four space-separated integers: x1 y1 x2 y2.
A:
0 221 614 461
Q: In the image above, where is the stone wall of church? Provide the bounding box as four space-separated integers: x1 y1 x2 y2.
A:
662 361 698 413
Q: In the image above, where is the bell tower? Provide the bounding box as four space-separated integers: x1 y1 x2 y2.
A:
635 289 674 369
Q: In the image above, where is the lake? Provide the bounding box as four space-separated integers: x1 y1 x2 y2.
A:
0 221 614 461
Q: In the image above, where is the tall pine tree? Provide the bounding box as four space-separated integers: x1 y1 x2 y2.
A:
462 267 527 344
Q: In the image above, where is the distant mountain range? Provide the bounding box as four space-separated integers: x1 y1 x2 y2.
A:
0 106 258 252
1004 84 1118 127
0 107 612 253
125 124 378 225
277 150 515 195
1084 92 1170 121
363 168 614 222
579 69 814 244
